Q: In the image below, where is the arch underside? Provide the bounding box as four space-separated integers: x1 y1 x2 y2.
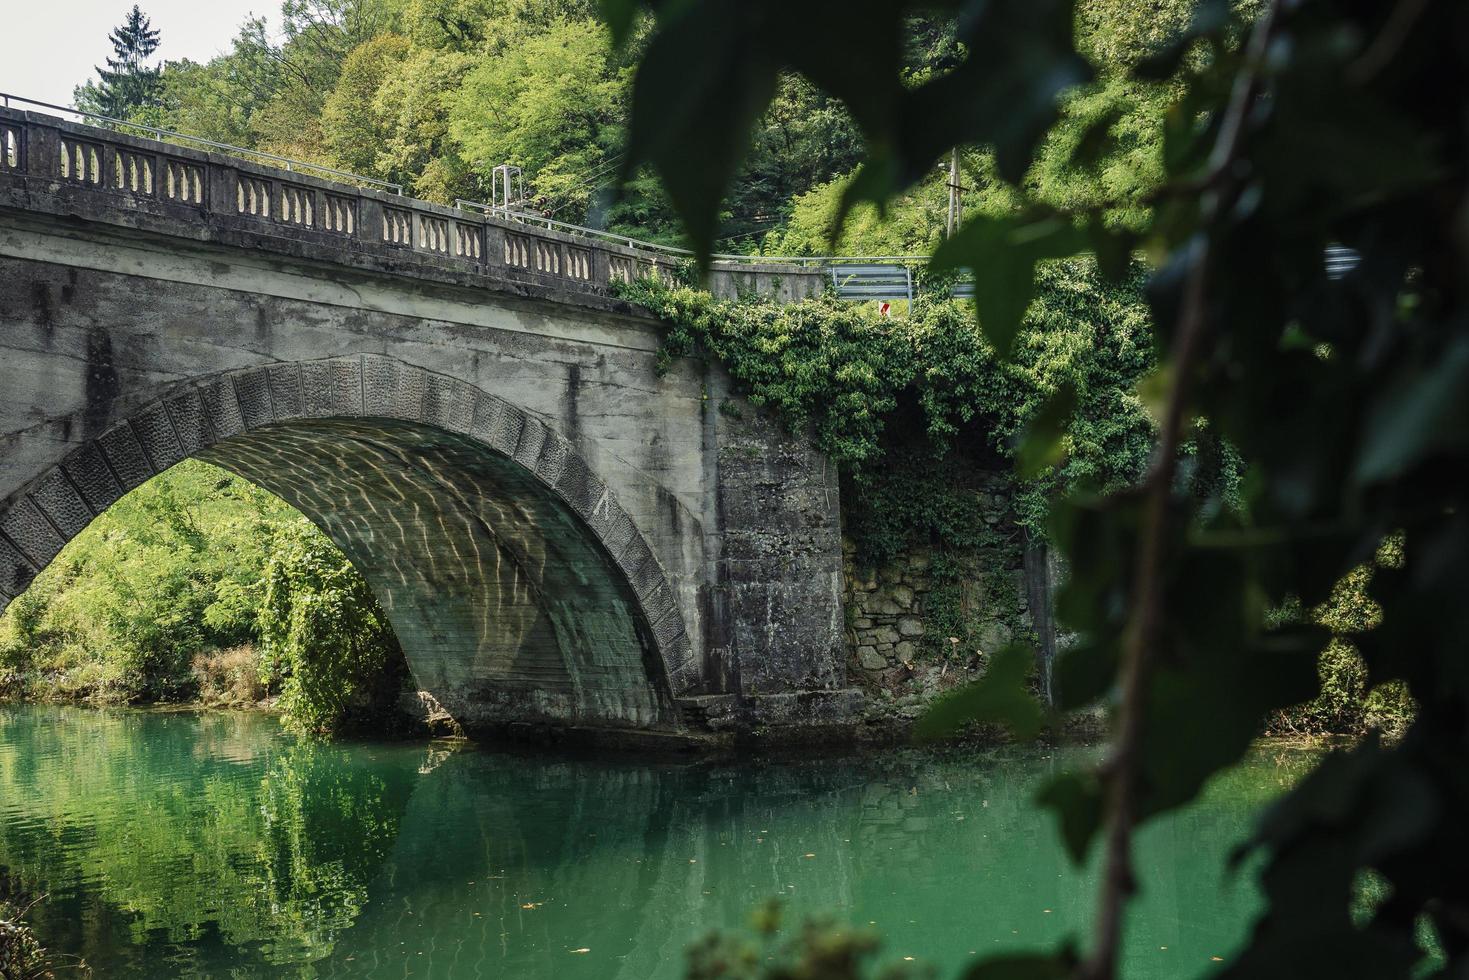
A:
204 418 672 732
0 356 695 734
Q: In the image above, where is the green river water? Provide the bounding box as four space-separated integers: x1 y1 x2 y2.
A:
0 704 1315 978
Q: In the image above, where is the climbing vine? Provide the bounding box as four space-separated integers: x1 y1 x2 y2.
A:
623 258 1158 533
620 259 1159 664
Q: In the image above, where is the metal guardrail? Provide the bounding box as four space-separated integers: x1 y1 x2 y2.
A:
829 263 913 302
1324 244 1361 279
455 199 928 270
0 92 404 194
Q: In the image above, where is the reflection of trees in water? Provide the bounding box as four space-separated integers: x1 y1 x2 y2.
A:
0 707 1317 978
0 706 417 974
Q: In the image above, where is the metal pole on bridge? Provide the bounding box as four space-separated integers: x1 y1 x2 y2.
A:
945 148 964 239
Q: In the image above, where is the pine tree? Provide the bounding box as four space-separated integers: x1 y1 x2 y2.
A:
75 6 163 119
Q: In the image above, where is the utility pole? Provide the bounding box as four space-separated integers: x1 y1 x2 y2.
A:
945 148 964 238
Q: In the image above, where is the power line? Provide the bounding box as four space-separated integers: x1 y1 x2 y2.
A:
535 154 625 215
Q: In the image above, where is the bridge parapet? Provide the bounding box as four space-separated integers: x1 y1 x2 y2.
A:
0 104 825 308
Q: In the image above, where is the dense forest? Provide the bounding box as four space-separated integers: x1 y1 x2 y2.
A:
72 0 1187 251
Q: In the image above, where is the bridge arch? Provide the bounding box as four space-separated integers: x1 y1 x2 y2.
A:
0 354 695 733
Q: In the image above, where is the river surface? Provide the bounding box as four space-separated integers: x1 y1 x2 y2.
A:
0 704 1316 979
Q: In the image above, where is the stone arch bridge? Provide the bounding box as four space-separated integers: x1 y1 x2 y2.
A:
0 106 860 738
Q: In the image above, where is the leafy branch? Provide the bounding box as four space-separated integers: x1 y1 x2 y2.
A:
1083 6 1283 976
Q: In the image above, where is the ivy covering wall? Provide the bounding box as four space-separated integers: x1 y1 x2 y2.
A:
619 260 1157 702
625 262 1411 737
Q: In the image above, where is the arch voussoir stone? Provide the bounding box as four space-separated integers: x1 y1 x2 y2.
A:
199 376 247 441
0 536 35 600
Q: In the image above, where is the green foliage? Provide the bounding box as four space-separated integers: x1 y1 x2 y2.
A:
764 169 948 257
0 709 414 970
915 643 1045 743
610 0 1092 263
615 0 1469 975
322 33 418 176
258 520 406 737
626 261 1156 677
0 461 404 736
77 3 885 244
623 259 1156 533
0 461 285 702
0 894 53 980
1270 536 1416 738
449 17 626 215
685 900 926 980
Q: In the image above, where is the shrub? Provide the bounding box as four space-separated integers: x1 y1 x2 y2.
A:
191 645 266 705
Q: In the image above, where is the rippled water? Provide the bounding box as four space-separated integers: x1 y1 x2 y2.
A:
0 704 1315 978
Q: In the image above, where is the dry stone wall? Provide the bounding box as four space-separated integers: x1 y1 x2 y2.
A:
842 471 1037 724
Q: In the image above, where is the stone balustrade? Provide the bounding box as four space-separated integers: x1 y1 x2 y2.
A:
0 104 824 306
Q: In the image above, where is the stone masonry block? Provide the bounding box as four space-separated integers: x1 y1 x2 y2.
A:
362 356 397 418
134 402 185 471
97 423 155 489
300 359 345 417
469 394 504 446
165 388 210 456
533 432 570 488
650 602 687 652
512 416 547 472
0 535 36 599
0 497 64 566
639 580 677 628
553 452 602 519
490 404 524 458
667 659 699 694
597 507 638 560
329 358 365 416
423 373 474 435
62 443 122 514
663 631 695 675
620 537 663 601
29 469 91 540
233 370 273 429
200 377 245 441
267 363 305 420
390 363 426 422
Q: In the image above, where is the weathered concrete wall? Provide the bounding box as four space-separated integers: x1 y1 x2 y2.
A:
0 108 854 736
706 266 825 304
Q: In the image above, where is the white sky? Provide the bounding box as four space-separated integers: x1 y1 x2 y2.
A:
0 0 269 109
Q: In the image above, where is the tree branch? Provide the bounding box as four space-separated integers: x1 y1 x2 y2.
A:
1076 3 1285 978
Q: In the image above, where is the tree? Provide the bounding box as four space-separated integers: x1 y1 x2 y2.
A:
75 5 164 119
448 17 627 220
607 1 1469 977
321 34 417 176
258 519 405 737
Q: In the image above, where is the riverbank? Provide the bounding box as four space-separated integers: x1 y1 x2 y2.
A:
0 887 56 979
0 667 1398 757
0 644 273 711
